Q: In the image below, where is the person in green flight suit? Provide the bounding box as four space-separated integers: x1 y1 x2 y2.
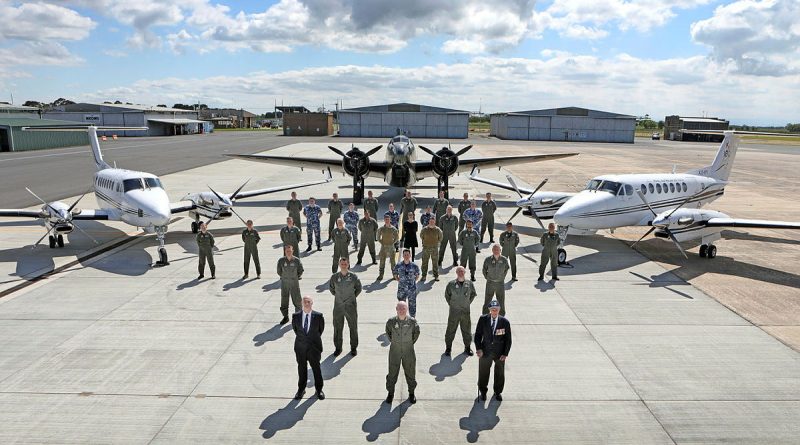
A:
329 257 362 356
331 218 352 273
241 219 261 279
458 220 480 281
277 245 304 325
482 243 510 316
196 221 215 280
384 300 420 405
444 266 477 357
539 222 561 282
327 192 343 241
499 222 520 281
286 191 303 230
438 205 459 268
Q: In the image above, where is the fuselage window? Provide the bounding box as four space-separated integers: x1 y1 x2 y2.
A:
669 183 675 193
682 183 687 192
640 184 647 195
123 178 145 192
662 183 668 193
656 183 662 193
624 184 634 196
648 183 654 193
144 178 163 189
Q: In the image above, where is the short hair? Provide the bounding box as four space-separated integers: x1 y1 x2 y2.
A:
287 216 294 222
455 265 466 274
402 248 411 255
246 219 253 225
506 222 513 226
309 197 316 201
491 243 501 251
338 257 349 263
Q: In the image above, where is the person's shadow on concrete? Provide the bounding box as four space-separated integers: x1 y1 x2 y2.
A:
176 278 203 290
364 279 390 293
376 333 390 347
429 353 468 382
313 353 354 383
534 280 554 292
315 280 331 293
361 401 408 442
260 398 317 439
262 280 281 292
417 280 434 292
253 324 292 346
222 277 256 291
459 398 501 443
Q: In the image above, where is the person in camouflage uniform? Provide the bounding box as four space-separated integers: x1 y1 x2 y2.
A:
438 205 459 268
327 193 343 241
241 219 261 279
384 202 400 252
480 192 498 243
277 245 304 324
196 222 215 279
280 217 302 259
458 220 480 281
363 190 379 222
329 257 362 356
343 202 360 249
419 216 443 281
499 222 520 281
303 197 323 252
399 190 417 225
377 215 399 280
286 191 303 230
457 192 471 233
357 211 378 265
394 249 420 317
463 200 483 252
444 266 477 356
420 205 434 227
384 300 420 405
539 222 561 282
432 190 450 227
331 218 352 273
482 243 510 316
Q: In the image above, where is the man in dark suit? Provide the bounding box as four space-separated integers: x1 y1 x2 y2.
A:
474 299 511 401
292 295 325 400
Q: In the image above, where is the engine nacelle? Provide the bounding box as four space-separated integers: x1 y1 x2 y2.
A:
342 148 370 178
431 147 459 177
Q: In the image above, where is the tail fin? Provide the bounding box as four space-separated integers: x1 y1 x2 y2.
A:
687 131 738 181
87 127 111 170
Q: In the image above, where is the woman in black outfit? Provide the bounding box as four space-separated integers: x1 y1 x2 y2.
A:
402 211 418 257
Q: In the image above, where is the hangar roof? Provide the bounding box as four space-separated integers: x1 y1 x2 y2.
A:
59 103 198 113
503 106 635 119
340 102 469 114
0 103 39 112
0 117 91 127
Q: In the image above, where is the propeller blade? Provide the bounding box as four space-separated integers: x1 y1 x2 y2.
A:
328 146 348 158
417 145 438 158
454 145 473 157
26 187 59 215
530 208 545 230
67 190 89 213
528 178 549 200
72 223 98 244
508 207 522 223
636 190 657 217
205 206 224 226
32 224 56 249
630 226 656 248
207 185 225 203
666 229 688 259
364 145 383 157
505 176 524 198
229 178 251 201
665 185 710 219
230 207 247 225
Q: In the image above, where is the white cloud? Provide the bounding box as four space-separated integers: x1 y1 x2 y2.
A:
0 2 95 41
691 0 800 76
79 52 799 124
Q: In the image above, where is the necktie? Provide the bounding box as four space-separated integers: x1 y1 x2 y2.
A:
304 314 309 334
491 318 497 338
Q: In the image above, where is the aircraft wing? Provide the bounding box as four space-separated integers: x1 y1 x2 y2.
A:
706 218 800 230
170 201 196 214
0 209 43 218
414 153 579 179
467 172 538 195
234 169 333 200
225 154 390 179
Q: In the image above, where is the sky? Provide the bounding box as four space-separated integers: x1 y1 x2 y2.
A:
0 0 798 125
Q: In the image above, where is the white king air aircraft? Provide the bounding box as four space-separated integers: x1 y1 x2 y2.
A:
472 131 800 263
0 126 330 265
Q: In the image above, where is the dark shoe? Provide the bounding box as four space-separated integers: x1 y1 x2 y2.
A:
433 276 439 282
421 275 426 281
333 348 342 357
385 392 394 404
242 274 248 280
464 347 474 356
377 274 383 281
553 277 560 281
537 276 544 281
408 393 416 404
256 275 260 279
197 275 204 280
511 277 517 282
453 262 458 268
305 246 312 252
350 349 357 357
437 262 442 267
495 393 503 401
476 248 480 253
279 316 289 325
294 389 305 400
356 260 362 265
316 390 325 400
317 247 322 251
371 260 377 265
478 390 487 401
470 275 476 282
444 348 451 357
211 275 215 279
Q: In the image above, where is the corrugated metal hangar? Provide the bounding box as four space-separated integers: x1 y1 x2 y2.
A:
491 107 636 143
664 115 729 142
338 103 469 139
0 118 89 152
45 103 211 136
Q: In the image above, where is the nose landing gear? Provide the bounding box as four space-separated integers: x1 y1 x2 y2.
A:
699 244 717 259
154 225 169 266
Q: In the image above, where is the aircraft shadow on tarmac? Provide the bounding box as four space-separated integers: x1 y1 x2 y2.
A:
429 353 468 381
362 401 409 442
260 398 318 439
459 399 501 443
252 323 292 346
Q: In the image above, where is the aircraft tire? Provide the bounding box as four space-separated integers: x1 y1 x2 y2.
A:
57 234 65 248
706 245 716 259
557 248 567 265
699 244 707 258
49 235 56 249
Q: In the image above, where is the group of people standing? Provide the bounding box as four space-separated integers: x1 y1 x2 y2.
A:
194 188 563 404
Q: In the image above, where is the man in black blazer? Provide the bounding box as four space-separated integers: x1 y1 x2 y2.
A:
474 299 511 401
292 295 325 400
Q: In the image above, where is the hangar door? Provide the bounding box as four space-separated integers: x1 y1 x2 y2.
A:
0 128 9 152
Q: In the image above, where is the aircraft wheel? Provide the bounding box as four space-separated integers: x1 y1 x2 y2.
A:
706 245 717 259
158 247 169 265
699 244 707 258
48 235 56 249
557 248 567 265
57 234 65 248
191 221 198 234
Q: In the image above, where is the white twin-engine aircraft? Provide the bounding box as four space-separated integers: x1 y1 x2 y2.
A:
472 131 800 263
0 126 330 265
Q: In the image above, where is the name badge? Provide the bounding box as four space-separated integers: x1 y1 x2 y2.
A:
496 328 505 335
395 322 399 329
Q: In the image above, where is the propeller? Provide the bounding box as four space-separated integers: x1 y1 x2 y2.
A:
32 224 57 249
205 178 251 225
633 190 688 258
26 187 60 216
507 176 549 227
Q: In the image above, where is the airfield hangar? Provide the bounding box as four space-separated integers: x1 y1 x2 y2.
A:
338 103 469 139
491 107 636 143
664 115 729 142
44 103 212 136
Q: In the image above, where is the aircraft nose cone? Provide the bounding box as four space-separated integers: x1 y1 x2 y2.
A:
553 201 578 227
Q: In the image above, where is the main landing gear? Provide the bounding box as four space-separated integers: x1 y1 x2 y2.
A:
699 244 717 259
352 176 365 206
437 175 450 199
48 234 65 248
